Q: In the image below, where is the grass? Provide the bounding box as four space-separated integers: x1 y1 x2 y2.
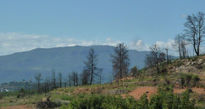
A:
0 93 44 107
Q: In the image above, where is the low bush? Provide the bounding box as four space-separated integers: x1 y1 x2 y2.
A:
36 96 61 109
61 95 137 109
60 86 197 109
179 74 200 87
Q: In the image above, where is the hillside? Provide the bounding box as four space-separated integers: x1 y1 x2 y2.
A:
1 55 205 109
0 45 149 83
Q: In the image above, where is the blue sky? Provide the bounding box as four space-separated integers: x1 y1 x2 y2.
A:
0 0 205 55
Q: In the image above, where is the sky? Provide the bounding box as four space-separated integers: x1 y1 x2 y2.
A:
0 0 205 55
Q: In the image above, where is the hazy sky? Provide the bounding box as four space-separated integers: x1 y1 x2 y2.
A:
0 0 205 55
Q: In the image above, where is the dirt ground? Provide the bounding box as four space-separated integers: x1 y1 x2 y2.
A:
174 87 205 94
1 105 33 109
127 86 157 99
126 86 205 100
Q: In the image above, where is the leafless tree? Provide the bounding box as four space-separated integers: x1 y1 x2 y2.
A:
68 74 72 86
84 48 102 85
71 72 78 86
184 12 205 56
58 72 62 88
145 44 166 73
34 73 42 92
51 70 56 89
43 77 50 95
173 34 188 59
97 68 103 84
111 43 129 82
81 69 90 85
63 79 67 88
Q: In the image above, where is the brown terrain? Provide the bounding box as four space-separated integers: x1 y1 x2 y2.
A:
1 105 33 109
124 86 205 100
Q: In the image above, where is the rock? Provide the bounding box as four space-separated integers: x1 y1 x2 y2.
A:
198 59 203 65
186 62 191 66
42 97 47 102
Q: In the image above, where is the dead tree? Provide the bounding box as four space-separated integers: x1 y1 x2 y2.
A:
68 74 72 86
51 70 56 89
145 44 166 74
34 73 42 92
58 72 62 88
71 72 78 86
81 69 90 85
184 12 205 56
174 34 188 59
43 77 50 95
111 43 130 82
84 48 102 85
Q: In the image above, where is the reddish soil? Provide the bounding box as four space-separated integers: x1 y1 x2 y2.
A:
191 88 205 94
126 87 205 100
1 105 33 109
73 87 90 94
173 88 186 94
128 86 157 100
174 88 205 94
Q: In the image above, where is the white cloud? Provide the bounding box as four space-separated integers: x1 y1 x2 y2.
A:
129 39 181 56
0 32 182 56
129 40 149 51
0 33 123 55
155 39 178 55
155 39 175 50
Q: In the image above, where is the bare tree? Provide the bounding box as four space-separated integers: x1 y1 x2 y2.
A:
70 72 78 86
81 69 90 85
173 34 188 59
97 68 103 84
64 79 67 88
43 77 50 95
145 44 166 74
184 12 205 56
58 72 62 88
51 70 56 89
68 74 72 86
34 73 42 92
84 48 101 85
111 43 129 82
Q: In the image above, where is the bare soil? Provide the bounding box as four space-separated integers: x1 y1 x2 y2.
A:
127 86 157 100
1 105 33 109
125 86 205 100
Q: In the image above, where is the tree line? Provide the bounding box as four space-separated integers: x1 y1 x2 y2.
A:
32 43 130 93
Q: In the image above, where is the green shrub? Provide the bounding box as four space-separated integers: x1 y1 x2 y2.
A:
60 95 137 109
17 88 25 98
136 94 148 109
179 74 200 87
192 75 200 87
60 87 197 109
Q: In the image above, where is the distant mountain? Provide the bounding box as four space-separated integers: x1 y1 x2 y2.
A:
0 45 149 83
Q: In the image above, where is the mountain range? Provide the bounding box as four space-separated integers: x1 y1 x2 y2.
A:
0 45 149 83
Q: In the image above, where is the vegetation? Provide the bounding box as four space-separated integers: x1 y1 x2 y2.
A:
60 87 197 109
179 74 200 88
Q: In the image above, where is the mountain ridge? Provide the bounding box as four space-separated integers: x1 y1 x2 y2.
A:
0 45 149 83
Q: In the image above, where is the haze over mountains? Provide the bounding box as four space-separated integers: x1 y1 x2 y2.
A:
0 45 149 83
